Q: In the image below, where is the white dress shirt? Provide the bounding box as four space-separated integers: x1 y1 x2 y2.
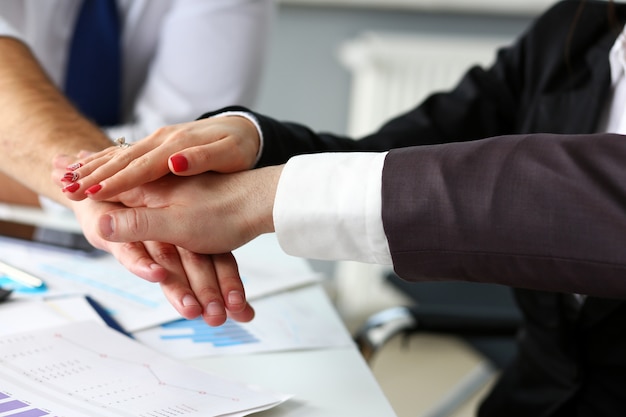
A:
0 0 274 142
273 23 626 266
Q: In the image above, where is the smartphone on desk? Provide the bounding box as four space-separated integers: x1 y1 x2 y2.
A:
0 219 102 256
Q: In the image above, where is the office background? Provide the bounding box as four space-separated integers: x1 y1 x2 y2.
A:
255 0 548 133
253 2 551 416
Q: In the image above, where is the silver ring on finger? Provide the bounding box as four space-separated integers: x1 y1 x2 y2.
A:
114 137 132 149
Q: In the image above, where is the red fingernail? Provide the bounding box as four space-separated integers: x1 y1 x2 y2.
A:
67 162 82 171
62 182 80 193
63 171 79 182
170 155 189 172
85 184 102 195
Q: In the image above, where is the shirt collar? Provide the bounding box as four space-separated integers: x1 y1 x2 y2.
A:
609 24 626 85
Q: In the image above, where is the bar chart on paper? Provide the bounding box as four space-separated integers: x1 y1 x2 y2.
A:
135 286 355 358
161 319 260 347
0 391 49 417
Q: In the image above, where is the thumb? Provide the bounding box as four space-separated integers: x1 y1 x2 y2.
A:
99 207 167 243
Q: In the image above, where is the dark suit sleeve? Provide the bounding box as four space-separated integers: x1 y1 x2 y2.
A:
196 9 528 167
198 1 598 167
198 37 523 166
382 132 626 298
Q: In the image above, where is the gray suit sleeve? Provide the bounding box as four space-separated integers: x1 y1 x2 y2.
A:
381 132 626 298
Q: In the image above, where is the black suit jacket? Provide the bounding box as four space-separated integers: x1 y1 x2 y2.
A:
202 1 626 415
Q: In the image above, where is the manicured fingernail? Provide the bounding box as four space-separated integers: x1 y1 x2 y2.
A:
98 214 114 238
62 171 79 182
170 154 189 173
67 162 82 171
62 182 80 193
182 294 199 307
206 301 224 316
85 183 102 195
228 291 245 306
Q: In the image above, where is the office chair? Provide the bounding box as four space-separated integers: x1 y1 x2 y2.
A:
355 272 522 417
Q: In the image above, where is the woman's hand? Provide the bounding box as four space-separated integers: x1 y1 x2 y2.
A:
58 115 260 201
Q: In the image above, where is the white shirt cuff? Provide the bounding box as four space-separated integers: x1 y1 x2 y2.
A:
274 152 392 265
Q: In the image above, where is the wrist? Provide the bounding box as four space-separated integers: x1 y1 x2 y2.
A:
244 164 282 237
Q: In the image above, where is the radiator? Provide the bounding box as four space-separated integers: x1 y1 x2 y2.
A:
338 32 509 136
330 32 511 323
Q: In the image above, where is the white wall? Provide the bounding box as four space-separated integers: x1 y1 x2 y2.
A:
281 0 555 15
255 3 542 134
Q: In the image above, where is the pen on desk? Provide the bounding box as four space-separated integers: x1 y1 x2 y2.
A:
0 259 46 289
85 295 134 339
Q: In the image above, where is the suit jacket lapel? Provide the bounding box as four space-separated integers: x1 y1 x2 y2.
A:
536 32 614 135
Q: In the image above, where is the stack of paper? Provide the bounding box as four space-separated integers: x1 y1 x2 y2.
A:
0 222 351 416
0 321 289 416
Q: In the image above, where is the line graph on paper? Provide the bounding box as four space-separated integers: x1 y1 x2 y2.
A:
0 323 286 417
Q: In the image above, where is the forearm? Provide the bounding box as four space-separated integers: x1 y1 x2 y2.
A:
0 37 112 204
383 133 626 298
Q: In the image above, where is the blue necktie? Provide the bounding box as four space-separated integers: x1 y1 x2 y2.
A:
64 0 121 126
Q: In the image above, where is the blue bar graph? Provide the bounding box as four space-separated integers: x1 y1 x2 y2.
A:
161 319 259 347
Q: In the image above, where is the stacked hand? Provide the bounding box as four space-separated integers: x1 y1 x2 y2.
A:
54 115 271 326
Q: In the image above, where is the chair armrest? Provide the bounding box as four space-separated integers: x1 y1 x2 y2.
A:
354 304 521 362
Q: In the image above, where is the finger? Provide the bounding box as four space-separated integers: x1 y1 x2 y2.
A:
168 137 257 176
177 248 228 326
98 207 174 245
60 146 122 200
212 253 247 313
84 152 172 201
63 138 163 200
79 127 205 200
69 146 119 176
143 241 204 320
106 241 168 283
53 154 75 188
55 153 89 193
228 302 255 323
212 253 254 323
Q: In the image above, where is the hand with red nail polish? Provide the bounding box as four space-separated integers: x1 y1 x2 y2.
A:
56 115 260 203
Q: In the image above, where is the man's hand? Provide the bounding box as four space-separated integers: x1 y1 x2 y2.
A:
71 199 255 326
93 166 282 255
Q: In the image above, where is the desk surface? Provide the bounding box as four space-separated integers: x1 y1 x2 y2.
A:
0 206 397 416
187 286 398 417
197 237 395 416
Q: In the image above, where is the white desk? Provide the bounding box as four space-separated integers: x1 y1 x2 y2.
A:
187 286 398 417
0 206 397 416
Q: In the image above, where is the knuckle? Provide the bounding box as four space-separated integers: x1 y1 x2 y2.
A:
195 286 222 302
119 208 149 237
149 243 180 265
179 250 208 266
150 125 172 138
